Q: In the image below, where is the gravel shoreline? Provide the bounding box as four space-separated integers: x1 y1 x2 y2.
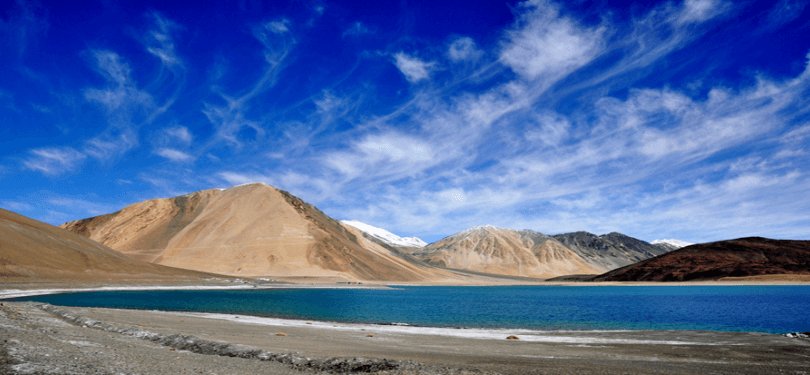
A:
2 301 809 374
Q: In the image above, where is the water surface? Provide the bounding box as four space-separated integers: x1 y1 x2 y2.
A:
13 285 810 333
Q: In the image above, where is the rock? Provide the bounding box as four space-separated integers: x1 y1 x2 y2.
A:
275 332 287 337
506 335 520 340
366 334 374 337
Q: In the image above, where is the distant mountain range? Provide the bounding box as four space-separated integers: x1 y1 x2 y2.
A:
406 227 677 278
60 184 680 280
413 226 600 278
1 182 804 284
552 231 671 271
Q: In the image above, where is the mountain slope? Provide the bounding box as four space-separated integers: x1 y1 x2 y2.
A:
593 237 810 281
62 183 458 282
340 220 427 249
552 231 670 271
0 208 211 283
415 226 600 278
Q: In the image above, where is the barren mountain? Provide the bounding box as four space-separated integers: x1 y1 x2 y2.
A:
593 237 810 281
552 231 670 271
415 226 600 278
0 208 211 283
62 183 459 282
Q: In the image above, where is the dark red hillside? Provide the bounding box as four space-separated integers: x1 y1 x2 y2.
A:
592 237 810 281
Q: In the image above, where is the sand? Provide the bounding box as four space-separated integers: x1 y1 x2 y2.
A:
2 301 809 375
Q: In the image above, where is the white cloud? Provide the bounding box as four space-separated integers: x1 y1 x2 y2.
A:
81 50 159 161
163 126 193 144
45 197 118 217
202 101 266 148
84 130 139 161
144 12 181 68
217 171 274 186
266 19 291 34
324 131 439 182
302 1 810 243
524 113 570 146
86 50 133 89
677 0 727 24
314 91 346 114
155 148 193 162
23 147 86 175
393 52 434 83
500 0 603 82
201 18 295 150
447 37 482 62
0 200 33 213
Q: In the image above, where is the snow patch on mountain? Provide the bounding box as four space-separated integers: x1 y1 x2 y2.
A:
341 220 427 248
651 239 693 248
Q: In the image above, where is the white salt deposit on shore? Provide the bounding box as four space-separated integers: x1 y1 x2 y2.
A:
171 311 724 346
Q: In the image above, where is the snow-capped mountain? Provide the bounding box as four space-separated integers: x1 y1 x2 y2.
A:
651 239 693 249
341 220 427 248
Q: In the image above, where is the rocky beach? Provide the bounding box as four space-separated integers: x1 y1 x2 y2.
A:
2 301 809 375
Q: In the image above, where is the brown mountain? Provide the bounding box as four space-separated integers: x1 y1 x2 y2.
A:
592 237 810 281
61 183 461 282
414 226 601 279
0 208 211 283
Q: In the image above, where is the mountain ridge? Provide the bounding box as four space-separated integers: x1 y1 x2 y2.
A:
593 237 810 281
414 227 601 278
61 183 460 282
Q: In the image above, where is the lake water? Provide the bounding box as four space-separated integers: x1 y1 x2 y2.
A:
12 285 810 333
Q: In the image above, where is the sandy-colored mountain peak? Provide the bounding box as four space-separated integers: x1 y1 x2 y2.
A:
415 227 600 279
61 184 460 282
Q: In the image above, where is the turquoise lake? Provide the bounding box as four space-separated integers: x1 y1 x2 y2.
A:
11 285 810 333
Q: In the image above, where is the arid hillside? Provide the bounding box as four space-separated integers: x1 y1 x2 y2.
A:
0 208 212 283
414 226 601 278
62 183 463 282
593 237 810 281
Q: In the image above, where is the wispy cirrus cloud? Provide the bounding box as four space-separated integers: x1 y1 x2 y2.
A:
677 0 728 24
217 171 275 186
23 147 86 175
163 126 193 144
201 18 296 150
155 148 193 162
275 0 808 242
4 0 808 242
22 12 185 174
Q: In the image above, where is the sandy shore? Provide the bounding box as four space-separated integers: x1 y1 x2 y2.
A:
2 302 809 375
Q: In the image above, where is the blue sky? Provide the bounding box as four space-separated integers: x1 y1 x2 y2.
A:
1 0 809 243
